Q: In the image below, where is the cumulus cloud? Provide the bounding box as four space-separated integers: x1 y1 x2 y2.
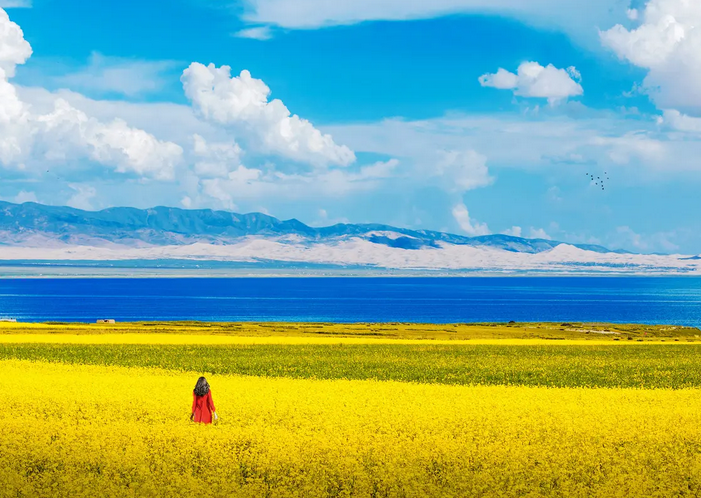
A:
178 124 397 208
13 189 36 203
183 157 401 211
658 109 701 133
0 7 31 164
503 225 550 239
0 8 502 215
0 8 31 78
601 0 701 113
0 6 398 212
0 8 184 181
529 227 551 240
192 134 243 178
181 63 355 167
37 99 183 180
479 62 583 104
502 226 551 239
503 226 522 237
451 203 490 236
0 74 29 165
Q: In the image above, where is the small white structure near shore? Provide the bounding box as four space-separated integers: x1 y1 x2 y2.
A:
0 318 17 322
96 319 116 324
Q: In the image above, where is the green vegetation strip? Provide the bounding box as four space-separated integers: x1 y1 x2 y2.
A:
2 343 701 389
2 321 699 341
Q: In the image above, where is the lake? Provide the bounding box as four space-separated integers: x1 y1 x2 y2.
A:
0 277 700 326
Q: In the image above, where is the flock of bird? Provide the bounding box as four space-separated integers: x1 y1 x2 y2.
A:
586 171 609 191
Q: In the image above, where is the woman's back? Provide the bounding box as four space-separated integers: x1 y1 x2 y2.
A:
191 377 217 424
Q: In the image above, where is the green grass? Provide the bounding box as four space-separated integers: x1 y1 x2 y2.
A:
1 320 699 341
3 343 701 389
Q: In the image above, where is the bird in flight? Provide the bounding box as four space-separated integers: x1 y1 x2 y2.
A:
586 172 607 191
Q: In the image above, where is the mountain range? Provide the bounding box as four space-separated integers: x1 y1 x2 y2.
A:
0 201 617 253
0 201 696 275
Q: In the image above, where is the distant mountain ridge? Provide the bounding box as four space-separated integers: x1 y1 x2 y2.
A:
0 200 624 254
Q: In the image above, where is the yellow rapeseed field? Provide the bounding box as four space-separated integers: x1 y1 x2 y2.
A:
2 359 701 497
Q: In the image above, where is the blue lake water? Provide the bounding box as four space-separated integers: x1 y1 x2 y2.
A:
0 277 700 326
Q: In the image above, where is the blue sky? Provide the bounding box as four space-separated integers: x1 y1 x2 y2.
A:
1 0 700 253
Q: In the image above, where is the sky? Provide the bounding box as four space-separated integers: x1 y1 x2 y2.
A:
0 0 700 254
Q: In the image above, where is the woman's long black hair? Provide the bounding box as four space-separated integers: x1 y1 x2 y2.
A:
194 376 210 397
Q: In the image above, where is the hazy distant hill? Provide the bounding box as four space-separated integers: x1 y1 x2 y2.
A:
0 201 622 254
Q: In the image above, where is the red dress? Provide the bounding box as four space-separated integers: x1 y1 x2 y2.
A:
192 390 216 424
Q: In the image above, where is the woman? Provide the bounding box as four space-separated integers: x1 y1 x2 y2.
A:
190 376 218 424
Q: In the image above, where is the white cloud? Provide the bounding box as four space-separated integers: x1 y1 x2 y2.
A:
591 132 665 165
310 208 350 226
617 226 644 250
601 0 701 114
529 227 551 239
0 9 184 180
180 195 193 208
479 62 583 104
0 74 30 164
503 226 522 237
0 7 31 78
326 108 701 175
37 99 183 180
198 164 269 209
175 155 403 212
478 68 519 90
13 189 36 203
0 8 498 214
436 150 493 191
13 1 701 238
192 158 400 208
615 225 679 253
53 52 177 97
356 158 398 179
658 109 701 133
234 26 274 40
181 63 355 167
451 203 490 236
18 86 215 147
239 0 626 47
0 7 30 164
66 183 97 210
192 134 243 178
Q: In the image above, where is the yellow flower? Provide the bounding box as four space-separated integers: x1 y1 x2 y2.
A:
1 359 700 497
